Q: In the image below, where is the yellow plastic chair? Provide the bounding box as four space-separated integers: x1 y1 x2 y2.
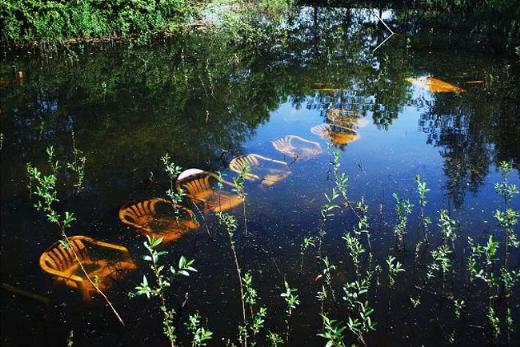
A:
39 236 136 300
229 154 291 186
177 170 243 213
119 198 199 244
271 135 323 160
310 124 360 145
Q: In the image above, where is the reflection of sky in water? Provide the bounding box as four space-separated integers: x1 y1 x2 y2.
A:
237 85 519 244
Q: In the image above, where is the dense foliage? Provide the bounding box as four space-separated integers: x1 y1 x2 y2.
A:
0 0 295 48
0 0 200 45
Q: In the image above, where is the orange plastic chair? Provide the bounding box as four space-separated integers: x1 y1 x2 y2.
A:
271 135 323 160
177 170 243 213
405 77 465 93
327 108 368 129
229 154 291 186
119 198 199 244
39 236 136 300
310 123 360 145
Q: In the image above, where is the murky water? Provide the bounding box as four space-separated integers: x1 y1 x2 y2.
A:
1 6 519 347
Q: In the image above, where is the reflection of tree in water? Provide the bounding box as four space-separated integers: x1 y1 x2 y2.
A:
283 7 411 130
1 6 518 205
0 32 287 191
421 110 491 208
417 63 520 207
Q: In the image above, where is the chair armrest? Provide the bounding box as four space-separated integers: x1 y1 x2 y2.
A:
88 239 130 254
253 154 288 166
41 266 84 283
207 172 238 189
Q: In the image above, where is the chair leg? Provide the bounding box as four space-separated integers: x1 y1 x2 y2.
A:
79 283 91 301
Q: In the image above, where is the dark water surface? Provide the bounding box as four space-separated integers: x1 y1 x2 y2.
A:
1 7 520 347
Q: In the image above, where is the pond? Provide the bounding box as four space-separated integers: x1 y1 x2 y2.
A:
1 6 519 347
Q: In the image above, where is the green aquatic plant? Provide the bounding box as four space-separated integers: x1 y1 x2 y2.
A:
318 315 346 347
280 280 300 345
346 301 376 347
67 329 74 347
66 130 86 194
332 148 368 246
332 148 350 207
386 255 405 287
487 306 501 340
266 332 283 347
426 245 452 286
500 267 520 298
467 235 499 288
342 279 369 311
438 210 457 247
415 175 431 241
354 198 372 252
300 235 317 272
135 236 197 347
321 256 337 302
392 193 413 251
410 296 421 308
318 188 340 258
453 299 465 319
343 233 365 278
186 313 213 347
494 161 519 269
241 272 268 347
27 145 124 325
495 161 518 209
232 163 250 236
161 153 185 206
216 210 248 345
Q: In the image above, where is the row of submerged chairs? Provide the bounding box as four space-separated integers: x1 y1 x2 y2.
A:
39 107 364 300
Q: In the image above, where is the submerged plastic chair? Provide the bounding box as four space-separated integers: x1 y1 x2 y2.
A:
271 135 323 160
119 198 199 244
177 170 243 213
327 108 368 129
405 77 465 93
229 154 291 186
39 236 136 300
310 123 360 145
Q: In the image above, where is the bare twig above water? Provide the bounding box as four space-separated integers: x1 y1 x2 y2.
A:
372 9 396 52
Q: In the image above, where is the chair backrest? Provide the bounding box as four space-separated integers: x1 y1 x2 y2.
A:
40 236 90 273
272 135 322 157
230 155 259 171
178 173 214 197
310 124 330 138
229 155 265 180
119 198 165 225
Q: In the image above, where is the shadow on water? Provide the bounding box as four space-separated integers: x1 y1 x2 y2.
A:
1 5 519 347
